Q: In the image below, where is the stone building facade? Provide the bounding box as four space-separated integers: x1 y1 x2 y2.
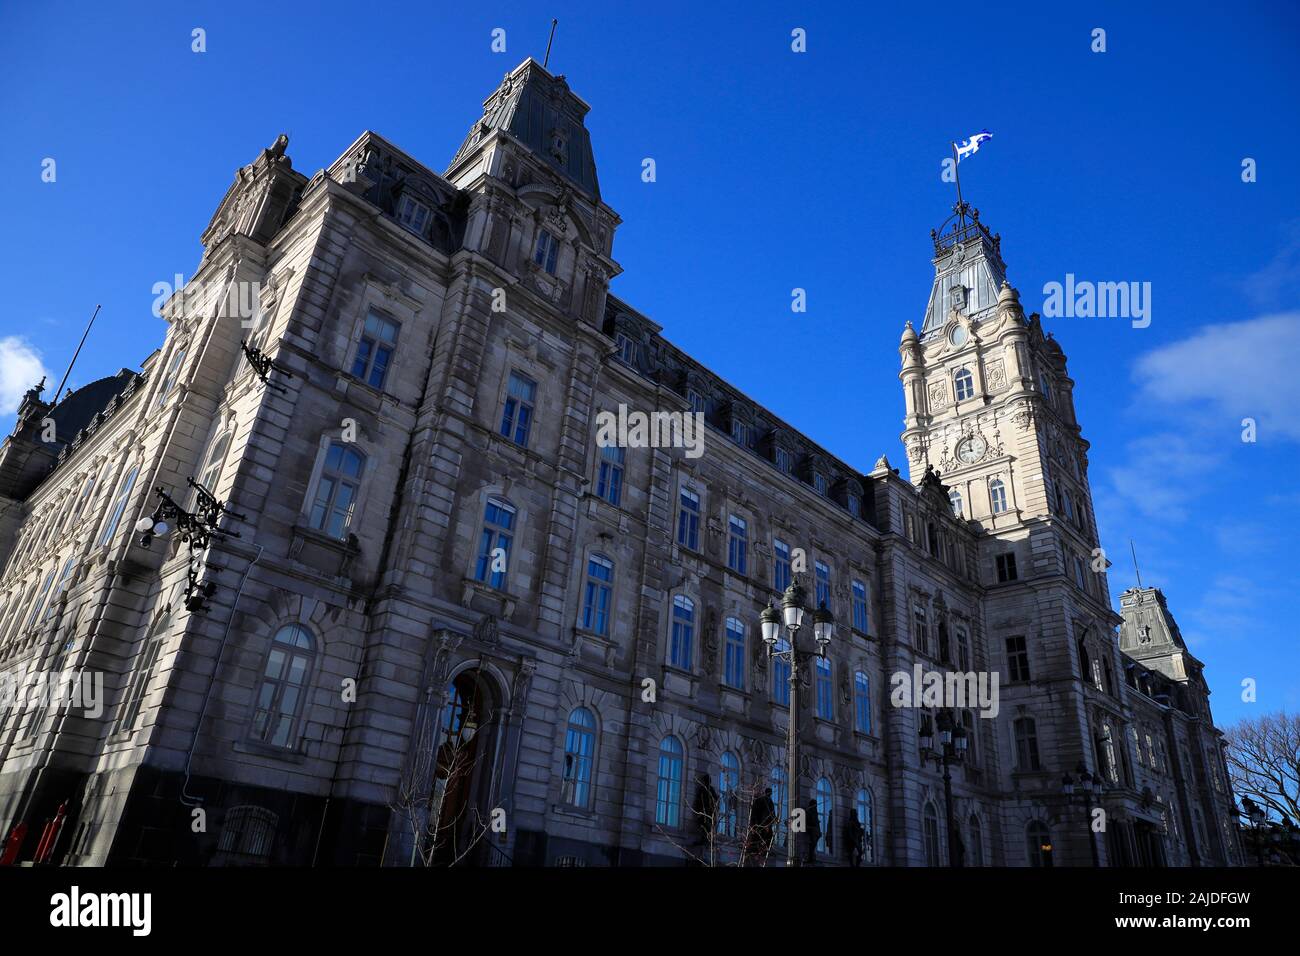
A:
0 58 1240 867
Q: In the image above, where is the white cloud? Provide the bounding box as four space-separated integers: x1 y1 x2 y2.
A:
1134 312 1300 441
0 336 51 415
1103 431 1222 521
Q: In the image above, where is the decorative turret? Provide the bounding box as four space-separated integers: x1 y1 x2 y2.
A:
921 203 1009 337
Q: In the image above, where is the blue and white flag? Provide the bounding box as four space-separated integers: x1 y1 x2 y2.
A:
954 130 993 162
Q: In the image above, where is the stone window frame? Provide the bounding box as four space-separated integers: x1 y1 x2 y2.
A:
299 431 378 540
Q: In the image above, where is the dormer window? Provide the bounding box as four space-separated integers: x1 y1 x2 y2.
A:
730 419 749 447
775 447 794 475
686 389 706 415
813 472 828 496
614 332 636 365
396 194 430 235
534 228 559 274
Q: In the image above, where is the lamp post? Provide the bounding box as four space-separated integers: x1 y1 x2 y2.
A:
918 708 967 866
760 580 835 867
1061 762 1101 867
1241 796 1266 867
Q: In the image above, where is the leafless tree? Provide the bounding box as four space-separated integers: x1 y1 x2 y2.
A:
1224 711 1300 823
653 777 783 867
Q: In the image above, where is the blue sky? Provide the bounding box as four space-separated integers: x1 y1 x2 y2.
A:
1 1 1297 725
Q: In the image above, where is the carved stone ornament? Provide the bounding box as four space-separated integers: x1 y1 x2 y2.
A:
928 380 948 407
986 359 1006 391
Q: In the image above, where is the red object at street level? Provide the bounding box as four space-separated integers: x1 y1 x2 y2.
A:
0 822 27 865
34 802 68 864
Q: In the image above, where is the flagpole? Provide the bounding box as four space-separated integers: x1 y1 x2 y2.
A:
952 142 966 227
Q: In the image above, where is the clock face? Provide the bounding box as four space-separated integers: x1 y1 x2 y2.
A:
957 436 987 464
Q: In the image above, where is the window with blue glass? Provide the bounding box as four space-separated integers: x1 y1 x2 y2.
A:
670 595 694 669
855 788 874 863
596 445 624 506
581 554 613 636
815 657 833 720
499 371 536 447
533 228 559 274
308 443 364 539
854 671 872 734
718 751 740 837
474 497 515 589
614 332 636 365
815 777 834 853
562 707 596 809
851 579 869 633
350 310 400 390
727 514 748 575
655 735 684 827
724 617 746 690
773 539 792 593
815 560 831 610
954 367 975 401
772 637 791 706
677 487 700 550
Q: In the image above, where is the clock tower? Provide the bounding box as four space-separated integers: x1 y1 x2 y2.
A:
899 202 1102 577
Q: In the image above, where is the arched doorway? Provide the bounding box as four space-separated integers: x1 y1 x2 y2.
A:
430 669 500 865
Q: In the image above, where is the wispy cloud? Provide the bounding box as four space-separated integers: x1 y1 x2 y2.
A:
0 336 51 415
1103 431 1222 521
1242 220 1300 308
1133 312 1300 442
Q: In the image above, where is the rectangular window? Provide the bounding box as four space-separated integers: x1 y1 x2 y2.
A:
814 473 827 496
156 348 186 406
775 447 793 474
499 371 537 448
97 464 140 547
614 332 636 365
474 498 515 590
852 580 869 633
670 596 694 670
724 619 746 690
581 555 613 636
814 560 831 610
533 228 559 274
773 539 792 593
116 633 164 733
677 487 700 550
956 627 970 671
815 658 833 720
687 389 706 415
996 552 1018 583
854 671 872 734
22 566 57 634
350 310 400 390
1015 718 1041 771
727 514 748 575
772 640 791 706
730 419 748 447
913 606 928 654
596 445 624 506
1006 635 1030 682
397 194 430 234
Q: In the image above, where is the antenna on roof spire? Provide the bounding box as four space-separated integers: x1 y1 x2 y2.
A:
1130 539 1143 589
543 18 558 69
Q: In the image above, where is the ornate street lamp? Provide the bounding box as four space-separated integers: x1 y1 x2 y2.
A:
919 708 965 866
759 580 834 867
134 478 245 611
1061 762 1101 866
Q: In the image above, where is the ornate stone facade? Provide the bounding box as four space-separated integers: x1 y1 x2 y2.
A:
0 59 1239 867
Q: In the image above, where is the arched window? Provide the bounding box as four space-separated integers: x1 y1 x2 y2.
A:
596 445 624 506
723 617 746 690
655 735 684 827
949 489 963 517
308 442 365 538
923 802 941 865
115 616 168 733
216 806 278 865
1027 821 1054 867
474 496 515 589
251 624 316 749
854 671 872 734
1060 487 1075 521
855 788 874 864
562 706 596 809
718 751 740 838
580 554 613 636
954 368 974 401
814 777 834 854
989 478 1008 515
968 814 984 866
193 429 234 502
772 637 791 706
669 595 694 670
771 766 788 848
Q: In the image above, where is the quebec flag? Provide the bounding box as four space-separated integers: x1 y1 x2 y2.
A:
954 130 993 162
